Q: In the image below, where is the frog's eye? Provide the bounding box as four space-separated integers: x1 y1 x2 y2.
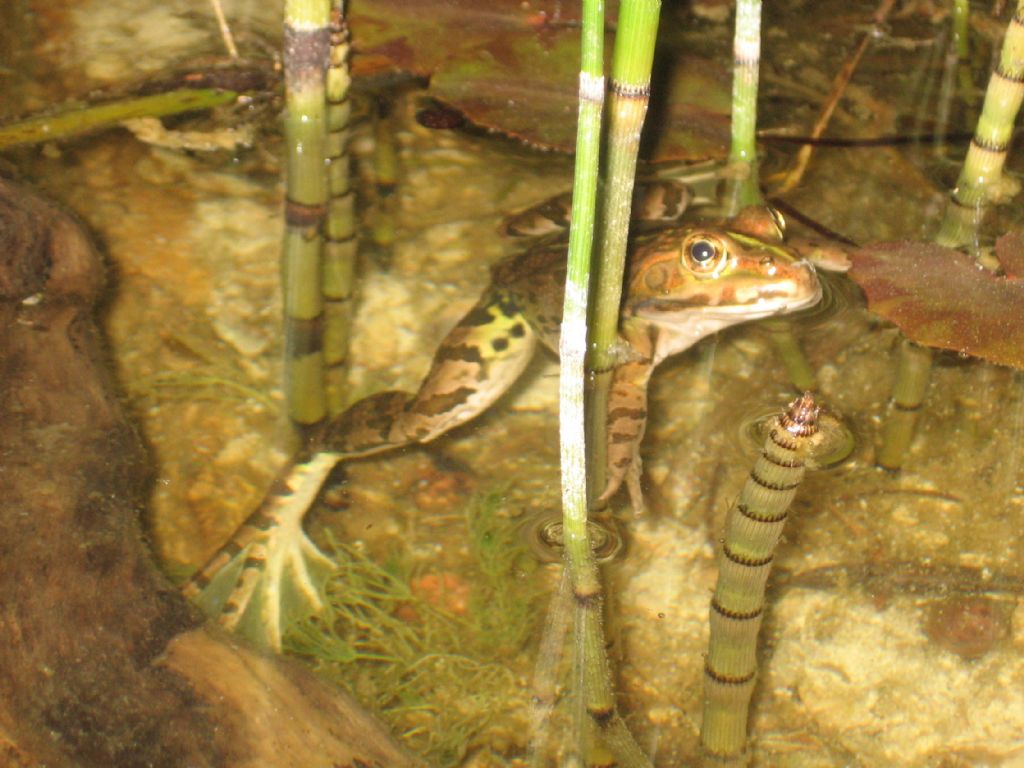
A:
681 234 727 274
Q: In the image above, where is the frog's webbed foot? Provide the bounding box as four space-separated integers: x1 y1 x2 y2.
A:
182 452 341 652
596 456 646 515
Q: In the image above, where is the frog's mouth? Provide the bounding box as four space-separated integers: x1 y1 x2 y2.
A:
634 264 823 320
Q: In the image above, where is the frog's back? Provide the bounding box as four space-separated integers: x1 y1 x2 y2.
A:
490 241 568 349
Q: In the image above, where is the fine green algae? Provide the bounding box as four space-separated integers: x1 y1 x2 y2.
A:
285 490 546 764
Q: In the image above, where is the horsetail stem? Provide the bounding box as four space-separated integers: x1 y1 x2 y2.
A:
560 0 611 755
701 393 819 763
727 1 815 391
562 0 653 763
724 0 764 213
936 0 1024 247
370 99 400 260
281 0 330 426
322 0 356 414
586 0 660 503
877 338 932 471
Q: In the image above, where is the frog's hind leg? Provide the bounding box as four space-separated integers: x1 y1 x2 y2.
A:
593 321 655 514
183 292 537 650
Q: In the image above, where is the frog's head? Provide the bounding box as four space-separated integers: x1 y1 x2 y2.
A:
625 219 821 354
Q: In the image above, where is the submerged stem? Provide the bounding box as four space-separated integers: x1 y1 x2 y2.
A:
701 393 819 763
281 0 331 427
587 0 661 503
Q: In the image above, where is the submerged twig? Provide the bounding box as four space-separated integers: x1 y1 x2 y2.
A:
773 0 898 194
0 89 236 150
208 0 239 59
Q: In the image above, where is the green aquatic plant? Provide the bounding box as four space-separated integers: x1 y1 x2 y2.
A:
873 1 1024 469
322 0 357 415
0 88 237 150
370 99 401 259
701 392 819 764
283 493 546 764
558 0 657 763
465 490 542 655
723 0 763 212
587 0 661 502
281 0 331 426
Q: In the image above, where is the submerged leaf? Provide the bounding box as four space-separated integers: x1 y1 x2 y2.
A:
996 230 1024 279
848 240 1024 369
349 0 729 161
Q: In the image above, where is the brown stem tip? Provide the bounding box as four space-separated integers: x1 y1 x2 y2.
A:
780 392 819 438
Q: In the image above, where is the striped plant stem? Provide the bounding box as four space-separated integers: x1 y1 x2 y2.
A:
701 393 818 764
724 0 763 213
877 339 932 470
560 0 607 755
586 0 661 505
726 0 815 391
370 100 400 261
936 0 1024 248
281 0 330 427
882 2 1024 468
322 0 356 414
560 0 652 764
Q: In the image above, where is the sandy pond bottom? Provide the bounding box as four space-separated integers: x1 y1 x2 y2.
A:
17 89 1024 768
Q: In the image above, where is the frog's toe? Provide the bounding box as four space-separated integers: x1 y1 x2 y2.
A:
191 527 335 652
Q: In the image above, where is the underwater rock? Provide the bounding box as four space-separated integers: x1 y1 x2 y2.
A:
0 178 420 767
923 596 1011 661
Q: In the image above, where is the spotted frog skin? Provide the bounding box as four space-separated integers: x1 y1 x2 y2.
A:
183 205 822 650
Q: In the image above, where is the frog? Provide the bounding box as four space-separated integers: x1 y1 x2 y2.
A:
182 199 823 651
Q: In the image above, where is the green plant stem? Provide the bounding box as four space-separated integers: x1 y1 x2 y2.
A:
562 0 652 764
724 0 764 213
323 0 356 414
877 339 932 471
281 0 331 426
763 320 816 392
561 0 607 756
727 0 815 391
371 99 400 262
0 89 236 150
586 0 661 505
936 0 1024 247
701 393 818 763
952 0 969 59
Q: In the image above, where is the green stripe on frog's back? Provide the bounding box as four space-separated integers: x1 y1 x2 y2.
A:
727 230 797 262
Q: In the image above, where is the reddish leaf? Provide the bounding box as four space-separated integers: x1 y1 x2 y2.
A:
349 0 730 162
996 230 1024 279
848 241 1024 369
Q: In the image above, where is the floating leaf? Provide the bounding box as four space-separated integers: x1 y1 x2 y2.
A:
847 240 1024 369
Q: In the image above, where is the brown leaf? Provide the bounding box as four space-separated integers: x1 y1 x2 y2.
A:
847 241 1024 369
349 0 730 162
995 230 1024 279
